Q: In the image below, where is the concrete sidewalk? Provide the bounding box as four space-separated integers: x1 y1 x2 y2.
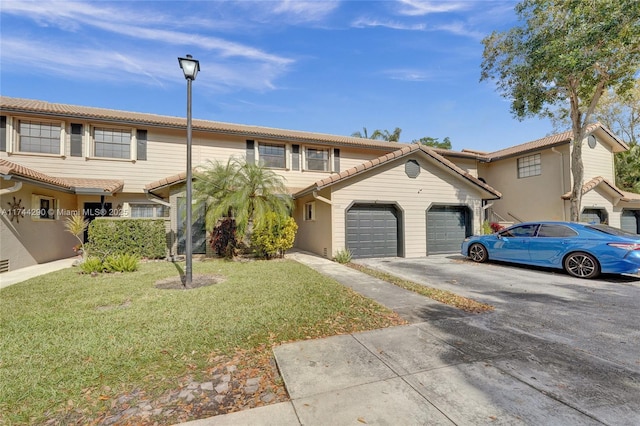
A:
180 251 614 426
0 257 76 289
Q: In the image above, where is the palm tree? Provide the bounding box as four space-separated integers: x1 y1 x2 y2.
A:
194 158 293 239
352 127 402 142
351 127 370 138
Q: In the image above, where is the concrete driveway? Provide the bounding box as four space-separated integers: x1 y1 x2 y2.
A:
354 254 640 424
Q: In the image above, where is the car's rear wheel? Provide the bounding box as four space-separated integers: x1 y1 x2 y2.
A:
563 252 600 279
469 243 488 263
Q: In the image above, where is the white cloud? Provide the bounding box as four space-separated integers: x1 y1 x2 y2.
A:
0 0 294 91
396 0 472 16
382 69 432 82
351 17 426 31
271 0 340 22
434 21 485 40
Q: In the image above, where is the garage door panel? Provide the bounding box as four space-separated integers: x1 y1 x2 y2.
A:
621 210 640 234
346 205 398 259
427 206 470 255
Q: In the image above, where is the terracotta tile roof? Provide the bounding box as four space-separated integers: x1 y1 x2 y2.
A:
485 123 628 161
0 159 123 193
145 169 302 195
561 176 625 200
144 172 188 192
295 144 501 199
1 96 401 150
621 190 640 202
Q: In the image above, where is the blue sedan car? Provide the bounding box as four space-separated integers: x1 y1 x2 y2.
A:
461 221 640 279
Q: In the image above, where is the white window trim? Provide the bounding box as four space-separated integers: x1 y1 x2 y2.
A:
31 194 58 221
256 141 287 170
8 116 65 157
87 124 136 161
303 146 332 172
304 201 316 221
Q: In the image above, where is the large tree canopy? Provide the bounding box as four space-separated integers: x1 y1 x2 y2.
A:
481 0 640 221
412 136 452 149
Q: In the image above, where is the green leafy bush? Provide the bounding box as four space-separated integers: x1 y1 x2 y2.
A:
79 257 105 274
104 253 139 272
333 248 353 264
481 220 492 235
87 219 166 259
251 212 297 259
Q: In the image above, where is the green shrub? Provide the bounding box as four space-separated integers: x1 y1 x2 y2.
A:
481 220 492 235
333 248 353 264
251 213 298 259
87 219 166 259
79 257 105 274
104 253 139 273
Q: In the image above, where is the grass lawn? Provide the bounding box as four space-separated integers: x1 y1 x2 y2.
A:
0 259 405 425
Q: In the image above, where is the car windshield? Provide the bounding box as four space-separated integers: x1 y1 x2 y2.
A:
586 224 639 238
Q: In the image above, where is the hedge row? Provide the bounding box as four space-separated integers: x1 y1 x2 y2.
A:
88 218 166 259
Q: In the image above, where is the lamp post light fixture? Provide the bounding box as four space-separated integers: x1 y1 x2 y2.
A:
178 54 200 287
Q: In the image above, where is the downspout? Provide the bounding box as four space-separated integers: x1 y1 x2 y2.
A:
551 147 567 221
145 189 171 207
0 178 22 195
312 191 332 205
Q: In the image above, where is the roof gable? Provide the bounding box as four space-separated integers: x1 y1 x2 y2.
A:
484 123 628 162
294 144 501 199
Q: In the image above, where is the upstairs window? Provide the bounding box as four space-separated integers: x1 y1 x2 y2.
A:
517 154 541 178
94 127 131 159
306 147 329 171
18 120 62 154
258 143 286 168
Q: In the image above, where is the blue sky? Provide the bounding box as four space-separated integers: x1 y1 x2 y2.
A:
1 0 556 152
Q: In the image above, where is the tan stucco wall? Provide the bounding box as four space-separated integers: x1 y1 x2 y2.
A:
327 153 484 258
0 181 78 271
293 190 333 258
579 133 616 182
479 146 570 222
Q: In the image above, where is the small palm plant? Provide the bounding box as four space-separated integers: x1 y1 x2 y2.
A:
65 215 89 261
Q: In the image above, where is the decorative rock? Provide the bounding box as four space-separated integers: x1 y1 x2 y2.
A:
179 390 195 401
244 384 259 394
226 365 237 373
261 392 276 403
214 395 225 404
200 381 214 391
187 381 199 390
221 374 231 382
246 378 260 387
215 382 229 394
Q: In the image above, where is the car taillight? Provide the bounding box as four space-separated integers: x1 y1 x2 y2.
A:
607 243 640 251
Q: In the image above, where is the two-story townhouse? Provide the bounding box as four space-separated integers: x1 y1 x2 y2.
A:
1 97 499 271
1 97 638 273
436 123 640 232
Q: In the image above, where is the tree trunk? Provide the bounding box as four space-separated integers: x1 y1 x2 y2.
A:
569 136 584 222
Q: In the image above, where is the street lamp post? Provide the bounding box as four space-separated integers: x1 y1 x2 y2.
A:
178 54 200 287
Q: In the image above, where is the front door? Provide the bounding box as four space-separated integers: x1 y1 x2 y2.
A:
83 202 112 242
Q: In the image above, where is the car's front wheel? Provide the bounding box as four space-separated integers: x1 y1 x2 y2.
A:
468 243 488 263
563 252 600 279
